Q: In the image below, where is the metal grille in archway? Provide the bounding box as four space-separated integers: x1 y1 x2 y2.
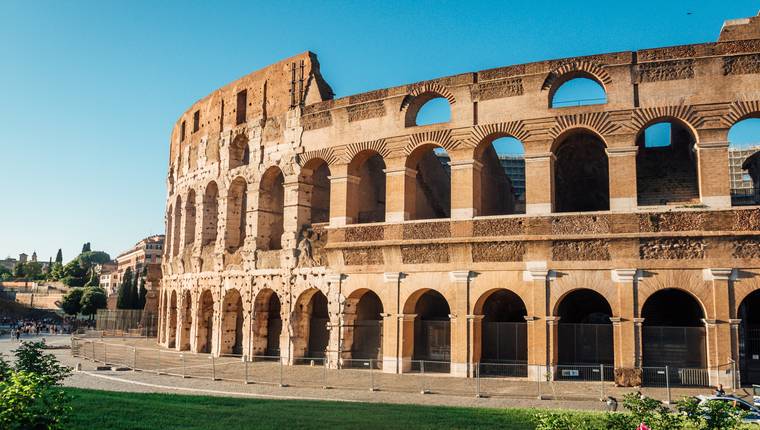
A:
482 322 527 363
642 326 706 368
350 320 383 360
558 323 614 365
740 325 760 385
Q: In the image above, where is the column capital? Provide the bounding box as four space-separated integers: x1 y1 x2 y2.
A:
605 146 638 157
633 317 645 326
382 272 403 283
611 269 639 283
545 316 561 325
325 273 344 284
702 318 719 327
729 318 742 326
396 313 417 321
524 315 539 322
328 174 360 185
703 268 735 281
524 152 556 162
609 316 623 325
449 270 472 283
448 159 483 171
696 140 730 150
523 261 552 281
466 314 485 321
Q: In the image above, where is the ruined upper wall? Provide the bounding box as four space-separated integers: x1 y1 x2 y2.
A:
720 12 760 42
169 52 333 166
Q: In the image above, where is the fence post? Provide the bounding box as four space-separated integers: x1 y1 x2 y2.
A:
322 358 329 389
91 341 96 361
181 354 186 378
103 342 108 365
600 364 605 400
211 356 217 381
665 365 672 405
420 361 429 394
537 365 542 400
279 357 286 387
369 359 376 392
156 349 161 375
244 356 250 384
732 360 738 392
475 362 481 398
132 347 137 371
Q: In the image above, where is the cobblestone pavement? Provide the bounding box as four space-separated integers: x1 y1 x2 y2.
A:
1 336 745 411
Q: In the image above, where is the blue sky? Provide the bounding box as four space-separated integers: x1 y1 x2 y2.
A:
1 1 758 263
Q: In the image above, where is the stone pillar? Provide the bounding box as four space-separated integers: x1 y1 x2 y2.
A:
211 291 223 357
469 314 484 377
704 268 735 382
633 318 645 368
382 272 402 373
384 164 416 222
523 263 551 379
696 131 731 208
448 160 481 220
189 292 200 353
327 164 358 226
546 316 561 369
281 177 301 250
611 269 638 371
398 313 417 373
730 318 742 387
325 274 343 368
449 270 472 377
524 152 554 215
606 146 638 211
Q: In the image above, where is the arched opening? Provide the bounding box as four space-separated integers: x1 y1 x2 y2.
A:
229 134 249 169
179 290 192 351
220 289 244 355
642 289 707 384
348 151 386 224
201 182 219 246
553 130 609 212
475 136 526 216
184 190 196 250
251 289 282 358
478 289 527 376
739 290 760 385
411 290 451 372
348 291 384 364
556 289 613 380
292 290 330 361
167 291 178 348
196 290 215 354
257 167 284 251
405 93 451 127
551 76 607 108
224 177 247 252
636 120 699 206
406 144 451 220
729 117 760 206
159 291 168 343
172 196 182 256
302 159 331 224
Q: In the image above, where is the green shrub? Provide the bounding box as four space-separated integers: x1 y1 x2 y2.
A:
0 371 71 430
13 341 71 386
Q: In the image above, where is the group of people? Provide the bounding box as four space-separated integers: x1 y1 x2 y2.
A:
2 317 68 341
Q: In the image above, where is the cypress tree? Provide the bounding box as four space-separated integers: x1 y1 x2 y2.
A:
55 249 63 264
129 270 139 309
137 276 147 309
116 268 133 309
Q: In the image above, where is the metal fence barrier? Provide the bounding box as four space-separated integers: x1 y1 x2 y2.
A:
70 336 737 403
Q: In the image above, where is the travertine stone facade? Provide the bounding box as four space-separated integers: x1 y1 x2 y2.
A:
159 15 760 385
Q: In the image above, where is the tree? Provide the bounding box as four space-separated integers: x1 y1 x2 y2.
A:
79 287 107 319
60 259 86 287
13 262 25 278
78 251 110 268
49 262 63 281
60 288 84 316
24 262 44 280
137 276 147 309
54 249 63 265
81 242 91 253
116 268 133 309
129 271 140 309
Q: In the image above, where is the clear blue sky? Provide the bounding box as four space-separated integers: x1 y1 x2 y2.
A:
1 1 758 263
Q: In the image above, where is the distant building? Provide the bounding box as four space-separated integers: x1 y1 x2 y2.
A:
729 145 760 205
0 252 50 273
499 155 526 211
107 235 165 310
96 261 118 296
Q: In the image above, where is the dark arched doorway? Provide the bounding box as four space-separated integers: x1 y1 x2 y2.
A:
348 291 384 367
739 291 760 385
553 131 609 212
479 289 527 376
556 289 614 380
412 290 451 372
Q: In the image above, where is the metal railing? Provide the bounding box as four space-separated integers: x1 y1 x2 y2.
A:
71 337 737 403
552 97 607 108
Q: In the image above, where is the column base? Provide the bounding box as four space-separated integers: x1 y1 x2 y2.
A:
382 356 399 374
450 362 468 377
610 197 637 212
702 195 731 209
526 203 551 215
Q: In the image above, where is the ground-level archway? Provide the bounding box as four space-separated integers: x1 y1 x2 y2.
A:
344 290 383 367
292 289 330 361
220 289 244 355
642 288 707 385
407 290 451 373
555 289 614 380
195 290 215 354
178 290 192 351
476 289 527 376
739 290 760 385
251 289 282 358
167 291 178 349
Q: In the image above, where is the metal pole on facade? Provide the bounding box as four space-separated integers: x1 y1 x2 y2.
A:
599 364 605 400
132 346 137 371
244 356 250 384
475 363 481 398
156 349 161 375
665 365 672 405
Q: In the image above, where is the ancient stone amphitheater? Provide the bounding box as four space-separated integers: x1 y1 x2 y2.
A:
159 13 760 387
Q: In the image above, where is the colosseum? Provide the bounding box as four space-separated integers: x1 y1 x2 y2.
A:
159 13 760 387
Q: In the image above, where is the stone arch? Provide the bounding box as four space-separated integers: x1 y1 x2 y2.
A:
167 290 178 348
300 158 331 225
224 177 247 252
403 289 452 372
405 143 451 220
472 133 526 216
738 289 760 384
172 196 182 256
554 288 614 368
635 117 700 206
229 133 250 169
641 288 707 370
402 84 455 128
551 128 609 212
251 288 283 357
291 288 330 360
178 290 192 351
195 289 215 354
184 189 197 250
257 166 284 250
347 150 386 224
342 289 384 363
474 288 528 370
542 61 612 93
220 289 244 355
201 181 219 246
727 113 760 206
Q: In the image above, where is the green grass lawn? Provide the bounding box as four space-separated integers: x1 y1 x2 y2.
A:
64 387 599 429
